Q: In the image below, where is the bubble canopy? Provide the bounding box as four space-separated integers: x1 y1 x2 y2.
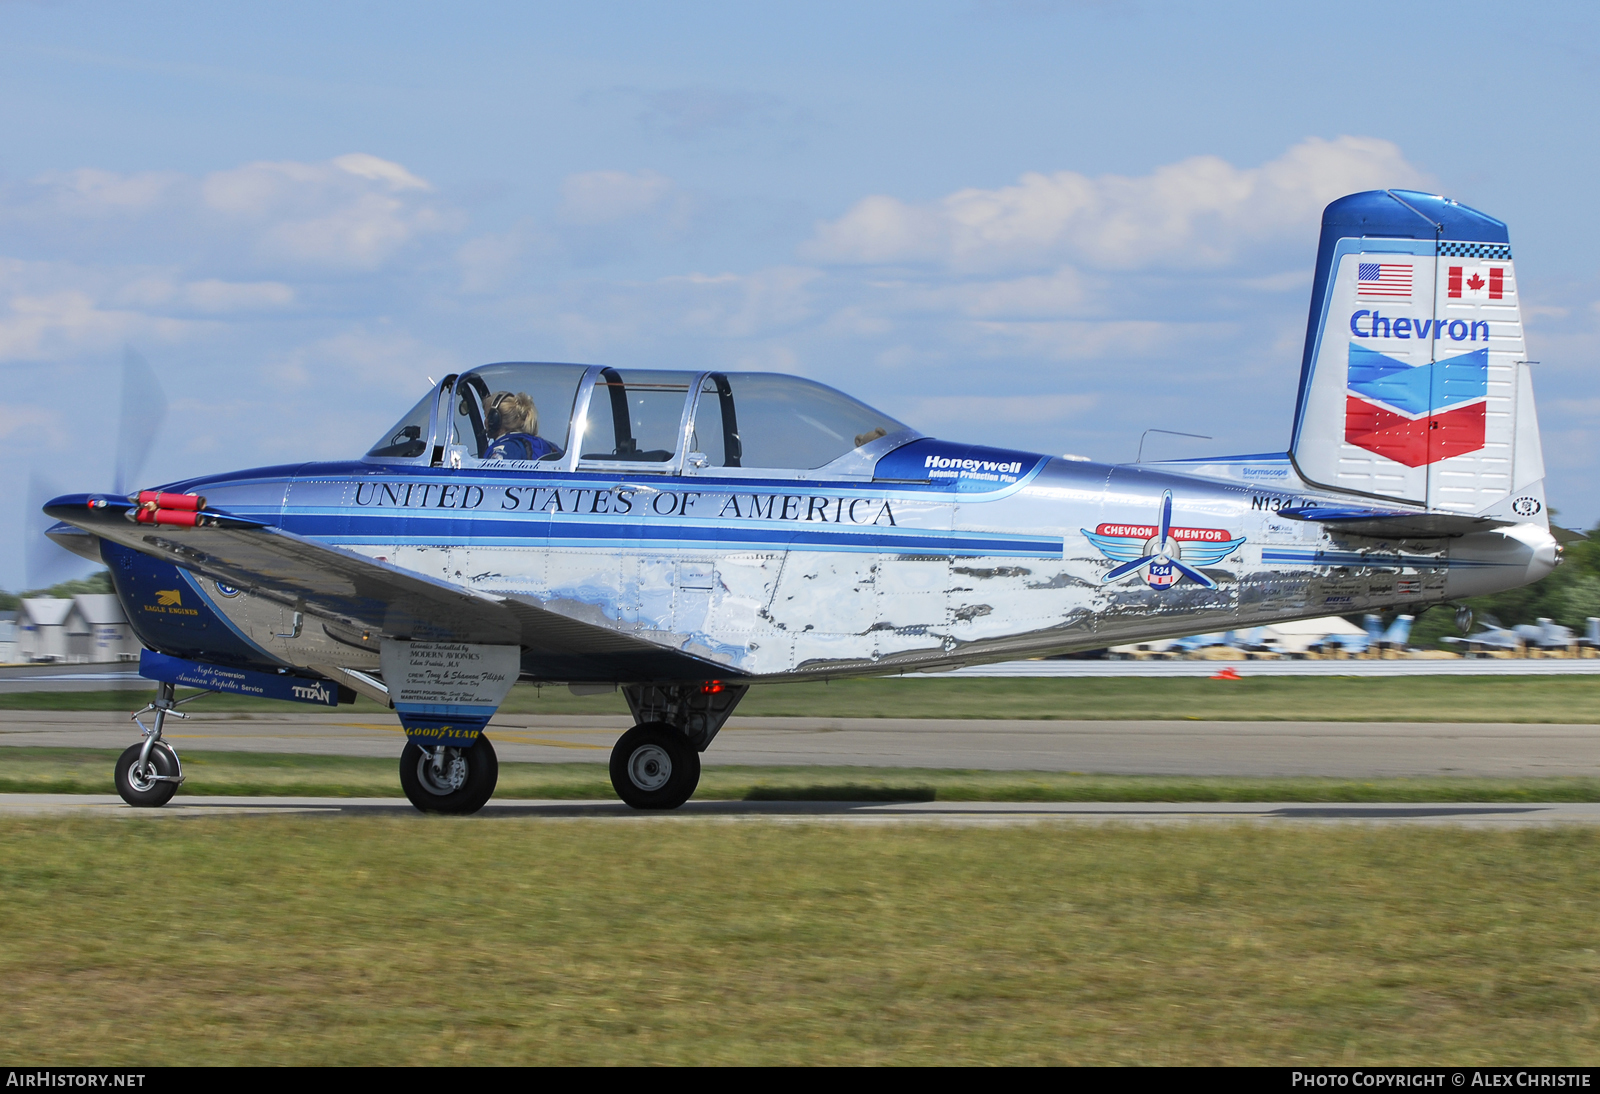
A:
366 364 917 474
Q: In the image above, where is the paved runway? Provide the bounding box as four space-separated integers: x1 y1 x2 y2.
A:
3 709 1599 777
3 794 1596 826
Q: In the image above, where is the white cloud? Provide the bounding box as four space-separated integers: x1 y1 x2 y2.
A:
804 136 1430 273
668 266 819 337
0 290 195 361
872 266 1094 319
904 392 1100 432
0 405 59 442
200 156 452 269
1 154 451 273
330 153 431 192
29 168 185 215
267 327 460 391
181 279 296 312
112 275 295 312
560 169 676 226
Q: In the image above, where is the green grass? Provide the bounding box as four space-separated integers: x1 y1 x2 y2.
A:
7 673 1600 721
6 747 1600 803
3 818 1598 1064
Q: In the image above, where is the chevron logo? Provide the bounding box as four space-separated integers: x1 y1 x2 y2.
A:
1344 344 1488 468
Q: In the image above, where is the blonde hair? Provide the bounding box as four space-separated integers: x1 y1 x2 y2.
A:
488 391 537 436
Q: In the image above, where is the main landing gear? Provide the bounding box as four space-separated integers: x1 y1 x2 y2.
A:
610 723 700 809
607 682 749 810
399 736 499 815
115 681 188 807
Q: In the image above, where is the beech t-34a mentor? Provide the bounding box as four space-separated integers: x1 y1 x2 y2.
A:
43 188 1562 813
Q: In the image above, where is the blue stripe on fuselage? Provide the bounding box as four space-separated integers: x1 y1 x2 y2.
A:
279 510 1064 557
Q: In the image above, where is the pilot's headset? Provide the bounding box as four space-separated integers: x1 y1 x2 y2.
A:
485 391 514 436
485 391 537 438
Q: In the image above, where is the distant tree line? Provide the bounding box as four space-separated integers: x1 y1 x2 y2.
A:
1395 520 1600 649
0 570 115 613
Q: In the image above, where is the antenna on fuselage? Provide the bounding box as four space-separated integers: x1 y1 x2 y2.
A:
1135 429 1211 463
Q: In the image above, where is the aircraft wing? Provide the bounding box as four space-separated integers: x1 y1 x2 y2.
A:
1276 506 1516 539
45 494 724 678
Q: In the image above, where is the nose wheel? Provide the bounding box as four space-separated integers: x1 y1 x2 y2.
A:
609 723 700 810
399 735 499 815
115 681 187 807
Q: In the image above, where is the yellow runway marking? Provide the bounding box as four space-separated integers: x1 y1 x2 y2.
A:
489 736 608 750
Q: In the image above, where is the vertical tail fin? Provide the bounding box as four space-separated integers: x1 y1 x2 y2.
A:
1290 190 1546 522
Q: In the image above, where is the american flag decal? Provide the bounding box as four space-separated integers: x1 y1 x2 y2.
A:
1356 262 1412 298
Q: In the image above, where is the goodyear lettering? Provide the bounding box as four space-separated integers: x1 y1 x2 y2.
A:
404 726 481 741
1349 311 1490 342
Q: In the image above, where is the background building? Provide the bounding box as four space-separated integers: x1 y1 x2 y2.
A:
64 594 141 662
17 598 72 662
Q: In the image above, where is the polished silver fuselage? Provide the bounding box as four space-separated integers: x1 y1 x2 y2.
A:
165 448 1558 684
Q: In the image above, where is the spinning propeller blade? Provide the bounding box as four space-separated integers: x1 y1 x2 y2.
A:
22 346 169 591
23 468 85 591
113 345 167 497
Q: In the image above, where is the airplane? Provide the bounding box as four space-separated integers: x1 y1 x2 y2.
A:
1445 615 1576 654
1443 615 1530 654
40 188 1561 813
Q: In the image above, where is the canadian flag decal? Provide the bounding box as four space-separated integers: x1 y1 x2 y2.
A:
1448 265 1506 300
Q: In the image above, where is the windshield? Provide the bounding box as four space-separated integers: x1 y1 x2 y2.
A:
452 363 587 462
366 390 434 459
690 373 908 469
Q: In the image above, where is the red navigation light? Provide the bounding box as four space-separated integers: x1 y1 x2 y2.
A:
700 681 724 694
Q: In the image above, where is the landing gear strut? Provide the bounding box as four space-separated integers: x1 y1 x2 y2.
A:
399 735 499 815
115 681 187 807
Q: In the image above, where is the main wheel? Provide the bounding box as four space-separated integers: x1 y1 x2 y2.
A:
609 722 700 810
400 734 499 815
114 742 180 807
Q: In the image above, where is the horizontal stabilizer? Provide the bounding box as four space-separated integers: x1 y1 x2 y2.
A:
1276 505 1513 539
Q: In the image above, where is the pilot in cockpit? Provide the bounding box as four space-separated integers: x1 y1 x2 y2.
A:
485 391 560 461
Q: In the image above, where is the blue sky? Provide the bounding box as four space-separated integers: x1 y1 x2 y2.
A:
5 0 1600 587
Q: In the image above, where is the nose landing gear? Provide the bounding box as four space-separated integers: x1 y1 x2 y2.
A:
115 681 188 807
399 736 499 815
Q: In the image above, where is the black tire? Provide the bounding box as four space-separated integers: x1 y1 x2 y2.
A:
609 722 700 810
114 742 180 807
399 734 499 815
